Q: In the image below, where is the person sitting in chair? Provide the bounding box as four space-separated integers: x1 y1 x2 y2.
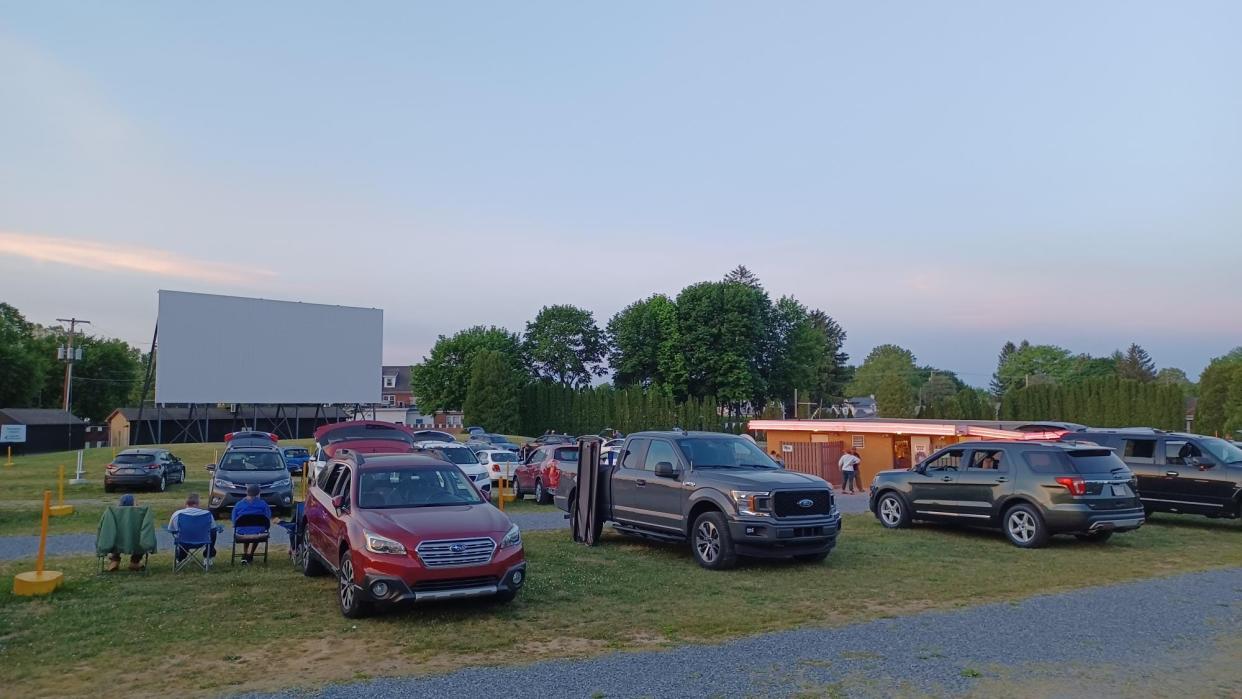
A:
105 494 146 572
168 492 217 565
232 484 272 565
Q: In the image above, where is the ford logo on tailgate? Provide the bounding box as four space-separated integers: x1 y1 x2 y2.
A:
449 543 465 553
797 498 815 509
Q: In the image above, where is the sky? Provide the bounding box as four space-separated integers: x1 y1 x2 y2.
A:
2 1 1240 387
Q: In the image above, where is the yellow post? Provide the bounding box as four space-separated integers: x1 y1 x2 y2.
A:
498 477 505 511
49 465 74 516
13 491 64 596
5 445 11 467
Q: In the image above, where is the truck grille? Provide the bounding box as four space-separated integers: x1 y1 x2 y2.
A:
774 490 832 517
415 537 496 568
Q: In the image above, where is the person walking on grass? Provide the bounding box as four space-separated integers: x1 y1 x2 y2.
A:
839 449 861 494
232 484 272 565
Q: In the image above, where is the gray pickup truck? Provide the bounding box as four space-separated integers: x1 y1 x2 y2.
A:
554 430 841 569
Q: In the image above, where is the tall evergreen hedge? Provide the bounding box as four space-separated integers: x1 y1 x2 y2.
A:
999 377 1183 429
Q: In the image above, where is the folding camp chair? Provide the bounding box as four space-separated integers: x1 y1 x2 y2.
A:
277 502 304 567
96 505 157 574
231 512 271 566
168 511 222 573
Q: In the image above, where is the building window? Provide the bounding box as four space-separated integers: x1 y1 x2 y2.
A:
383 376 396 389
382 394 394 405
852 435 865 449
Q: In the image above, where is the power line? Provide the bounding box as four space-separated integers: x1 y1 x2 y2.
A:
55 317 91 411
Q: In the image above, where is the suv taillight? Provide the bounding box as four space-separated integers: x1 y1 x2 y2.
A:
1055 476 1086 496
492 464 500 472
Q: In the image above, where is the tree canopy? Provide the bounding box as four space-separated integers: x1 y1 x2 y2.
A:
523 305 606 388
410 325 525 413
462 349 522 434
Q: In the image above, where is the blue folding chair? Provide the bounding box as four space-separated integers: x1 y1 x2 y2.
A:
167 512 222 573
231 512 271 566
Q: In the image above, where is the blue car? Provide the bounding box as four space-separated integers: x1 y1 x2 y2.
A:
281 446 310 475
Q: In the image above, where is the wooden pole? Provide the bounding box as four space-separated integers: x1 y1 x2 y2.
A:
36 491 50 575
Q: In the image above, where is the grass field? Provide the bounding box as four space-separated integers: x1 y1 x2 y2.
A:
3 512 1241 697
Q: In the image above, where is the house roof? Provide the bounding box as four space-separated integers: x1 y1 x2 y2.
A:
382 365 412 392
0 409 86 425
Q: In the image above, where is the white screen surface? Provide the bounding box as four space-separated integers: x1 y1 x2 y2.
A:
156 290 382 404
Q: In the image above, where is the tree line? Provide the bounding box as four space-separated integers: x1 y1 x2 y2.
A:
0 303 144 422
416 266 852 430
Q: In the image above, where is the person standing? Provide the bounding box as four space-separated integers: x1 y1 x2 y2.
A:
839 449 861 494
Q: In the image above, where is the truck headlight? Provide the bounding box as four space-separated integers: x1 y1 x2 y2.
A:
364 532 407 555
731 490 772 517
272 478 292 489
500 523 522 549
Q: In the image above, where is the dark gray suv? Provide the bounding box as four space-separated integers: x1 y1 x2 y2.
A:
868 441 1144 548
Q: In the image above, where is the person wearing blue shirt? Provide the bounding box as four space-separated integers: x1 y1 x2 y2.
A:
231 484 272 565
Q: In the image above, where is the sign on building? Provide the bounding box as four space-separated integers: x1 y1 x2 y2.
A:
0 425 27 443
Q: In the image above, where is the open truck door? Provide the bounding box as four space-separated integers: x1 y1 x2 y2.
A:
572 436 606 545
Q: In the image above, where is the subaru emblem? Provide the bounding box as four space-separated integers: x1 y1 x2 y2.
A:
449 543 465 553
797 498 814 508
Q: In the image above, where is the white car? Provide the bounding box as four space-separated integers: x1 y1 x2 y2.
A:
416 441 492 498
478 449 521 484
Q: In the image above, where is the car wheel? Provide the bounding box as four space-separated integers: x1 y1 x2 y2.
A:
1075 531 1113 543
794 551 830 563
691 511 737 570
338 551 370 619
298 528 327 577
157 474 167 492
535 479 552 505
1003 504 1049 548
876 492 910 529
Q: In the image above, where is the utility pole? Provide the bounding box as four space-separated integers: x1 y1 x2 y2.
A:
56 317 90 412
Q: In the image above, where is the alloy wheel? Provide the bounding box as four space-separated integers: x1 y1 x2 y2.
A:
339 557 356 611
880 496 902 526
1008 510 1036 544
695 520 720 563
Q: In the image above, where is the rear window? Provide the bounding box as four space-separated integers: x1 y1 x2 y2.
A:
283 448 309 457
116 454 155 464
1023 449 1128 475
490 452 517 462
553 447 580 463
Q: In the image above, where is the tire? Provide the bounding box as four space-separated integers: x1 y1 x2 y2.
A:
534 479 552 505
876 492 911 529
298 526 327 577
157 474 167 492
1003 503 1049 549
338 551 371 619
794 551 830 563
691 511 737 570
1075 531 1113 543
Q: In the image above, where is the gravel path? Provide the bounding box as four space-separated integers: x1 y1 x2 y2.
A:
0 511 572 561
248 567 1242 698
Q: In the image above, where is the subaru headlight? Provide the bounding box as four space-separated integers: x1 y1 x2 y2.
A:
500 523 522 549
364 532 407 556
731 490 773 517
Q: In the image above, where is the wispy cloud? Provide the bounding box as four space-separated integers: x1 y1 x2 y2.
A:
0 231 276 284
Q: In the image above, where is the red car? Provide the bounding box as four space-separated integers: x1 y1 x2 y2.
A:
298 451 526 618
515 444 579 505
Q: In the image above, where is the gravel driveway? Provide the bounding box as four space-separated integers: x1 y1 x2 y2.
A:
248 566 1242 698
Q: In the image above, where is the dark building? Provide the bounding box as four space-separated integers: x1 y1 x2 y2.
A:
107 406 348 447
0 409 87 455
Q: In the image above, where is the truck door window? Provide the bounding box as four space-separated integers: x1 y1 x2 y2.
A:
1122 439 1156 464
1165 441 1199 466
643 440 678 472
622 439 648 470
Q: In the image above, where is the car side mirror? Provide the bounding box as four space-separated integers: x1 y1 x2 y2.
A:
654 461 678 478
205 463 215 472
331 495 345 511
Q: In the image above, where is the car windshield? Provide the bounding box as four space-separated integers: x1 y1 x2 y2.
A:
490 452 517 462
219 451 285 471
322 425 415 445
486 435 510 444
1199 437 1242 464
676 437 779 469
357 467 484 508
436 447 479 465
115 454 155 464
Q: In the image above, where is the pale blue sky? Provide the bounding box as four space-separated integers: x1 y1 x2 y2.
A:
2 1 1239 384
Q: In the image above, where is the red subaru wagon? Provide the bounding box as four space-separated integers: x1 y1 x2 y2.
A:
298 451 526 618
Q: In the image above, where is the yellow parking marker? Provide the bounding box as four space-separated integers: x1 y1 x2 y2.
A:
13 491 64 596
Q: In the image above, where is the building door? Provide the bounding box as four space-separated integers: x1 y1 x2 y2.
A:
783 442 843 484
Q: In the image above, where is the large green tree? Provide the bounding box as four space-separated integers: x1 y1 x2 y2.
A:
1116 343 1157 382
605 294 685 393
845 344 919 397
677 280 771 409
32 330 142 421
989 341 1018 397
0 303 46 407
462 350 522 434
807 309 850 404
994 342 1077 389
875 372 916 418
524 304 606 388
410 326 525 413
1196 348 1242 437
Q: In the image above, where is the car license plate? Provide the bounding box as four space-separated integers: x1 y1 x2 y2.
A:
1111 484 1129 497
122 469 141 475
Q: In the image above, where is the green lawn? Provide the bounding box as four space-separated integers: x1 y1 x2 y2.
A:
2 514 1241 697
